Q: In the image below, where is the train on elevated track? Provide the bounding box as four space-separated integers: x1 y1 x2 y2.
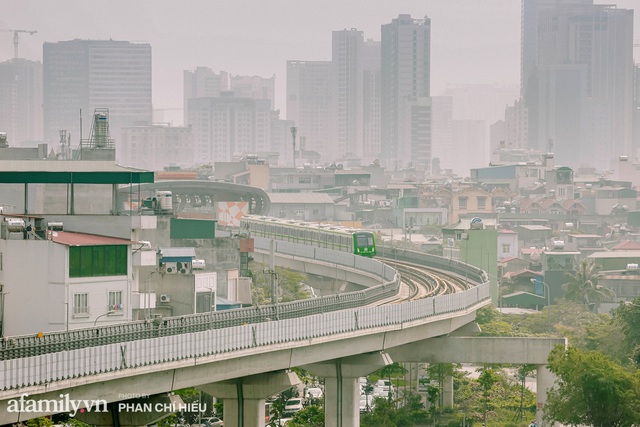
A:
240 215 377 257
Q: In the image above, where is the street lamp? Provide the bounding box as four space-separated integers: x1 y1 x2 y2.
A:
94 310 115 327
530 278 551 307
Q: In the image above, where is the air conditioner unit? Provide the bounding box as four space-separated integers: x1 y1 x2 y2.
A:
179 268 188 274
164 262 178 274
160 294 171 303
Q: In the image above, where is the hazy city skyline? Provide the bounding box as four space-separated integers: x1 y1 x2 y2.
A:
5 0 636 124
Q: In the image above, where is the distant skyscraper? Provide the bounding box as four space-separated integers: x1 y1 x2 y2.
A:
634 64 640 158
43 39 152 145
381 14 432 173
431 96 454 172
286 60 334 163
0 59 42 145
186 93 271 164
184 67 230 124
119 124 194 171
230 74 275 110
333 29 364 160
361 40 382 163
522 0 634 170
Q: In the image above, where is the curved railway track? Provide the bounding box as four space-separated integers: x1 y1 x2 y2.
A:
375 257 470 305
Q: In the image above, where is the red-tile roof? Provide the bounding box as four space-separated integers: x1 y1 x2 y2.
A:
611 240 640 251
49 231 134 246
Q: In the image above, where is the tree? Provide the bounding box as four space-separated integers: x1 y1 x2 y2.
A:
612 299 640 364
249 262 310 305
545 346 640 427
563 260 615 310
374 362 407 404
514 364 536 422
477 366 499 426
286 405 324 427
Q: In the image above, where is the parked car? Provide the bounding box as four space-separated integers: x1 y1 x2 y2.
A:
201 417 223 426
283 397 305 415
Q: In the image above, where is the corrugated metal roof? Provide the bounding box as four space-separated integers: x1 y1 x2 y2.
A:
0 160 149 172
268 193 335 204
0 160 154 184
518 225 552 231
50 231 134 246
588 251 640 259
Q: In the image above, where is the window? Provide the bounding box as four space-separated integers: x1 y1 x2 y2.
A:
502 244 511 254
74 293 89 316
69 245 128 278
108 291 124 311
459 197 468 209
477 197 486 210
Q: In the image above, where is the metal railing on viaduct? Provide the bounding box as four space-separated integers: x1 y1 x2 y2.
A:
0 240 490 392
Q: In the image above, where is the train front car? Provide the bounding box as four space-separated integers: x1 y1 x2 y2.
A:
353 230 376 257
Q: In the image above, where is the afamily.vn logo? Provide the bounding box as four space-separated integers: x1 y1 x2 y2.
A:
7 394 108 417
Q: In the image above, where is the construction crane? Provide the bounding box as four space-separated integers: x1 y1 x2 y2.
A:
0 29 37 60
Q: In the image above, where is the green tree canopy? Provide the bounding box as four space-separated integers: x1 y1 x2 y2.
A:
563 260 615 308
545 346 640 427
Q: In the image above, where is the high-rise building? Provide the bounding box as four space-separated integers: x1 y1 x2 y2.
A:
183 67 230 125
522 0 634 170
0 59 42 145
186 93 271 164
119 124 194 171
381 14 432 173
431 96 454 172
230 74 275 110
333 29 364 160
286 60 334 163
521 0 592 151
43 40 152 146
634 64 640 159
362 40 382 164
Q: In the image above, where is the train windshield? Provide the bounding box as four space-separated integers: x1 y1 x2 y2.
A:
356 233 372 246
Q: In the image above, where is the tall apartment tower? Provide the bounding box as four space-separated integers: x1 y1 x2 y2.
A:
229 74 275 110
43 39 152 145
333 29 364 161
286 60 334 163
0 59 42 145
183 67 230 124
362 40 382 163
522 0 634 170
186 93 271 164
381 15 432 173
634 64 640 158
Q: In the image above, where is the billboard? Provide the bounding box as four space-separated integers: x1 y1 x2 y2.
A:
216 201 249 227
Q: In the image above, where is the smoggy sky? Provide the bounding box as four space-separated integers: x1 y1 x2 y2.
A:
2 0 637 122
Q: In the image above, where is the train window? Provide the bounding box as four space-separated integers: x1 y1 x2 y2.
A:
356 234 370 247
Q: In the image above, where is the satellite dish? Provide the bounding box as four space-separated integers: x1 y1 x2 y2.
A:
530 252 541 262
